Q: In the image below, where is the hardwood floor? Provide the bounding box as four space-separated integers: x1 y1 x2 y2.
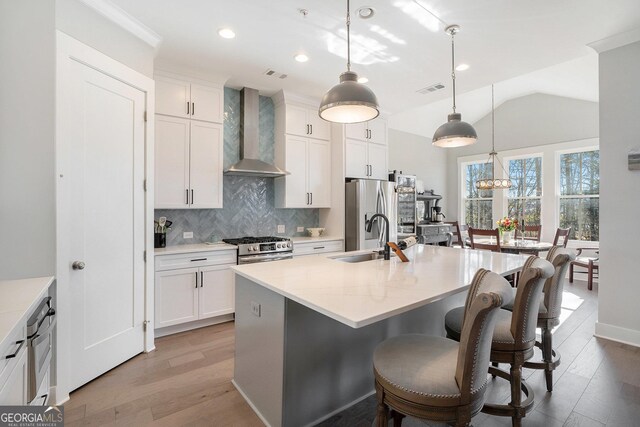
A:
64 278 640 426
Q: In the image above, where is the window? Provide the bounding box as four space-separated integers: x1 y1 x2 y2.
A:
559 150 599 241
463 162 493 228
507 156 542 226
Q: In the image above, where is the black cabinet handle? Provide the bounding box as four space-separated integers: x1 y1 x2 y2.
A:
5 340 25 359
313 246 325 250
200 271 204 288
310 124 313 134
190 258 207 262
310 192 313 205
195 272 198 288
192 102 195 116
191 189 194 205
186 189 189 204
187 101 190 115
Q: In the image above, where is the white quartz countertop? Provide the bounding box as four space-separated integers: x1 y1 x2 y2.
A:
0 276 54 349
291 236 343 243
155 242 237 256
231 245 528 328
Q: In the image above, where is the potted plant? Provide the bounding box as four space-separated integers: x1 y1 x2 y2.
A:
497 217 518 244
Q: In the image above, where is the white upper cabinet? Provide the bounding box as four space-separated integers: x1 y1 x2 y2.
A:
273 91 332 208
367 142 388 180
155 75 223 124
345 139 368 179
345 117 387 145
155 117 223 209
285 103 330 141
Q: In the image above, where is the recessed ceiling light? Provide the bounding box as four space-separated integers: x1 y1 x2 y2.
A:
357 7 376 19
294 53 309 63
357 76 369 83
456 63 470 71
218 28 236 39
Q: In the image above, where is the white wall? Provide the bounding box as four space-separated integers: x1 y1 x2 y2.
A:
596 40 640 347
0 1 56 279
388 129 448 208
446 93 599 221
55 0 155 78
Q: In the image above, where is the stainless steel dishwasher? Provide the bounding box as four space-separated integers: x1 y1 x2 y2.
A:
26 296 56 405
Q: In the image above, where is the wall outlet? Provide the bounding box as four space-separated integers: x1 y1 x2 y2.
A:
251 301 261 317
277 224 285 233
183 231 194 239
297 226 304 232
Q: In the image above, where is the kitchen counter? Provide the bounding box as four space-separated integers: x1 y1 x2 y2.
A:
290 236 343 243
0 276 55 350
232 245 529 426
154 242 236 256
232 244 526 328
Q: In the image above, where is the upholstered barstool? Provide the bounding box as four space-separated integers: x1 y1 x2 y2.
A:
444 257 554 426
373 269 513 427
504 246 575 391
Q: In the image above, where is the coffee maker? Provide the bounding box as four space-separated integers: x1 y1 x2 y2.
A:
416 190 444 224
430 206 445 223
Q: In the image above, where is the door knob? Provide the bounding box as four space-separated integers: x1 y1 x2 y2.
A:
72 261 85 270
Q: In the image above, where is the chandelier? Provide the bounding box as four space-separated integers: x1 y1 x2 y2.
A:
476 85 512 190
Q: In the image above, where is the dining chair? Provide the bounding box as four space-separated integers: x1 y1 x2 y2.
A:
552 227 572 247
468 227 501 252
444 257 555 426
503 246 575 391
446 221 466 248
570 247 599 290
515 225 542 242
373 269 513 427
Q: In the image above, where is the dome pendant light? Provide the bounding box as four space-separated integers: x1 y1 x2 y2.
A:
319 0 380 123
475 85 512 190
432 25 477 147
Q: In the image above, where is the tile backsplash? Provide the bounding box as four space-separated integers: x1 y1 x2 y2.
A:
156 87 319 246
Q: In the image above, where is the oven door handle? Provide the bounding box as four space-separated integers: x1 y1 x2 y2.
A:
31 316 56 347
239 253 293 264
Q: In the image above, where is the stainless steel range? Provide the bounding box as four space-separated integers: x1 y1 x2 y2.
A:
222 236 293 265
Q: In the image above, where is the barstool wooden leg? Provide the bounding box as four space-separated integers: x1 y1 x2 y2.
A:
375 382 389 427
542 327 554 391
390 410 405 427
510 363 523 427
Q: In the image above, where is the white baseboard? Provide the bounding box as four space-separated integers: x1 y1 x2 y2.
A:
154 314 234 338
595 321 640 348
232 379 272 427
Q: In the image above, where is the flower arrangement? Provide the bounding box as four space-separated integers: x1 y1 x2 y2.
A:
497 217 518 232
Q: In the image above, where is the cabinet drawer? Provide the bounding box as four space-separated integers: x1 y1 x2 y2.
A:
0 325 26 393
155 250 237 271
293 240 344 256
439 226 452 234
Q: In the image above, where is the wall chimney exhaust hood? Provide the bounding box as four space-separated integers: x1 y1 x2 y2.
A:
224 88 289 177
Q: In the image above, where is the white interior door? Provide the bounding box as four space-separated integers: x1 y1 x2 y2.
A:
62 59 146 391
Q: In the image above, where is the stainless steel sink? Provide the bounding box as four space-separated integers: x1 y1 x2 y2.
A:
331 251 394 263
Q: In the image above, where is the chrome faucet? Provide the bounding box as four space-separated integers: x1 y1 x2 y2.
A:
366 213 391 260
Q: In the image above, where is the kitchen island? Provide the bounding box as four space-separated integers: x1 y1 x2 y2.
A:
231 245 527 427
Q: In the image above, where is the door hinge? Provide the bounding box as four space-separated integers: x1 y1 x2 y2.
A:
143 250 147 262
143 179 147 192
144 111 148 122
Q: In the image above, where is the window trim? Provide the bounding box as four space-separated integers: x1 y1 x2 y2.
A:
460 158 494 229
502 153 544 226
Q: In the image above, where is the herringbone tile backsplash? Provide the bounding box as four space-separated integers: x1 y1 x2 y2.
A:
156 87 320 246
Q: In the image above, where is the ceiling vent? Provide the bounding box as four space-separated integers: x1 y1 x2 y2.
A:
416 83 445 94
263 69 288 79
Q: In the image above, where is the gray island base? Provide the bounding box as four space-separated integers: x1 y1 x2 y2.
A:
231 245 528 426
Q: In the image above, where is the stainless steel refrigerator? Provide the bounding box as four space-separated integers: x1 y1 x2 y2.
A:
345 179 397 251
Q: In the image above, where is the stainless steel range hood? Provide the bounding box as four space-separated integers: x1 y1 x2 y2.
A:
224 87 289 177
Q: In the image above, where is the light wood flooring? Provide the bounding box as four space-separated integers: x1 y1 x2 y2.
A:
64 278 640 426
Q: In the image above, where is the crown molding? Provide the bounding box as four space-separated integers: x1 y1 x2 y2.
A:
78 0 162 48
588 27 640 53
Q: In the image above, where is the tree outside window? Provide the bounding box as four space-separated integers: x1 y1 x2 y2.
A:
464 162 493 228
507 157 542 227
559 150 599 241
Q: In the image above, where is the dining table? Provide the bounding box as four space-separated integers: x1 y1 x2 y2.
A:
467 238 555 255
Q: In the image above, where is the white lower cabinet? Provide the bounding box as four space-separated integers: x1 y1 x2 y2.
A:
0 343 28 405
293 239 344 257
155 250 236 333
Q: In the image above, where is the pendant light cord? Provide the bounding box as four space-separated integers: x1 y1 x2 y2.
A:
346 0 351 72
450 30 456 113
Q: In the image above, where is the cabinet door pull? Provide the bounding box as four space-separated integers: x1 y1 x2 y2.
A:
369 165 373 176
195 272 198 289
313 246 325 250
200 271 204 288
310 192 313 205
192 102 195 116
310 124 313 134
187 101 190 115
186 189 189 205
191 189 194 205
5 340 25 359
190 258 207 262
